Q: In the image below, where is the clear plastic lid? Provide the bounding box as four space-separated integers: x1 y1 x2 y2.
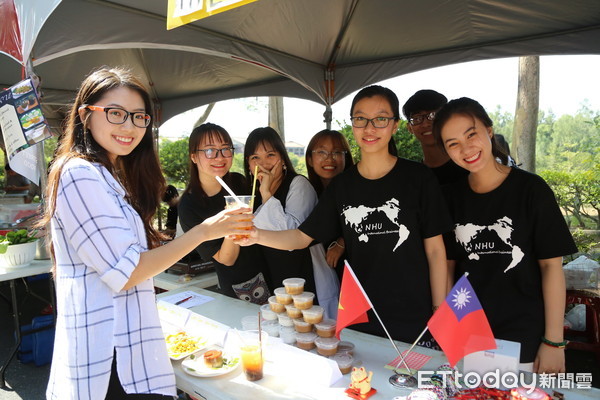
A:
295 332 318 342
315 336 340 349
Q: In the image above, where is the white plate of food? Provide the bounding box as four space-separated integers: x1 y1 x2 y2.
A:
165 331 208 360
181 346 240 378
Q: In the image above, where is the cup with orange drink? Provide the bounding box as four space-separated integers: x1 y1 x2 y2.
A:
239 330 267 381
224 195 254 240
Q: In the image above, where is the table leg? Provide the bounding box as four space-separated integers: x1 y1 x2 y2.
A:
0 279 21 389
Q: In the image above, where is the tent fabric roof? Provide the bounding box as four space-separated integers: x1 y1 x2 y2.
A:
1 0 600 125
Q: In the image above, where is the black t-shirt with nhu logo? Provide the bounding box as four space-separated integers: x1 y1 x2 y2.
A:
442 168 578 363
299 158 452 343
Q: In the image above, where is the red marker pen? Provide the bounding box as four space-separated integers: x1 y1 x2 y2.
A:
175 296 193 305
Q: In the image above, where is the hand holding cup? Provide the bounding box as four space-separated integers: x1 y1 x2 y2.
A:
224 195 254 240
201 207 254 241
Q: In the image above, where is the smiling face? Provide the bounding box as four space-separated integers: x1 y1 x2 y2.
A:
351 95 398 156
440 114 495 173
248 141 283 180
80 86 147 165
307 136 347 182
191 133 233 181
407 109 438 147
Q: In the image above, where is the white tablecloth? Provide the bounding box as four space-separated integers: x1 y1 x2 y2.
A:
158 286 600 400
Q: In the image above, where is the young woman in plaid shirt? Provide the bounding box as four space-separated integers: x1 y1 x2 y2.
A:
40 67 250 400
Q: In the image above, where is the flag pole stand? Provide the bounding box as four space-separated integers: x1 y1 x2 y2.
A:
342 261 418 389
366 304 419 389
388 326 429 389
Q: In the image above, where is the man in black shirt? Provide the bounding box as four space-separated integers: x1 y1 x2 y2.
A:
402 90 468 185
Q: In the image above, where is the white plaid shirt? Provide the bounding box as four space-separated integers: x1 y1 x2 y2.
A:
47 158 176 400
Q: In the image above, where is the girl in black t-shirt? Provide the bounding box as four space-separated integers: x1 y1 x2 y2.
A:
178 123 270 304
432 97 577 373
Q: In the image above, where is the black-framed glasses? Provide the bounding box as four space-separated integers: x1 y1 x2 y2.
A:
195 147 234 159
82 105 151 128
350 116 396 128
312 150 347 160
409 111 436 126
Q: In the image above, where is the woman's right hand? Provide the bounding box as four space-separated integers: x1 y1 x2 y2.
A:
201 207 253 241
256 160 283 202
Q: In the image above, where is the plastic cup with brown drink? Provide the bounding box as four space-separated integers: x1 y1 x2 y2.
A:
224 195 254 240
240 331 266 381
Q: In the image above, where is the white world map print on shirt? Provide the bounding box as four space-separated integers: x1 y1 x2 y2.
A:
342 198 410 251
454 216 524 272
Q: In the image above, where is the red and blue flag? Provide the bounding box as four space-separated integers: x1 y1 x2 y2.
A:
427 275 496 366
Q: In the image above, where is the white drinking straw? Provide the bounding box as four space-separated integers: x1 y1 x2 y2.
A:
215 175 243 204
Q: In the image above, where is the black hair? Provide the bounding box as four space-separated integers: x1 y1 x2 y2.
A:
163 184 179 202
494 134 512 156
402 89 448 119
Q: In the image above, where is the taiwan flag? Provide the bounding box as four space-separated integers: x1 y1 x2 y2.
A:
335 262 372 339
427 275 496 366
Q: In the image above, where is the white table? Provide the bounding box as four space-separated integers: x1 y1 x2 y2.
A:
0 259 53 388
0 259 52 281
159 286 600 400
154 270 218 292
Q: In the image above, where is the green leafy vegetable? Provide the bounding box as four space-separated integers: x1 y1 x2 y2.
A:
0 229 37 254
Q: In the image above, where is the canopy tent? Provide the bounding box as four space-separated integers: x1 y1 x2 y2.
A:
1 0 600 128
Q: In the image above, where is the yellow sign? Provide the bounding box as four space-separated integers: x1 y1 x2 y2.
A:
167 0 258 30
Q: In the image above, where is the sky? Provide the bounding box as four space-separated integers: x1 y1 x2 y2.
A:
159 55 600 146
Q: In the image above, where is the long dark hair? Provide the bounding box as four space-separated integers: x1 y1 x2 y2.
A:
40 66 165 251
305 129 353 196
184 123 235 197
243 127 296 178
350 85 399 156
432 97 509 165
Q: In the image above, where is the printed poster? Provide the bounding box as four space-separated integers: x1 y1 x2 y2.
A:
0 78 52 183
0 78 52 158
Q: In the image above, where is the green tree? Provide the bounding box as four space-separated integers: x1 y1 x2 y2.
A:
535 109 556 170
577 165 600 229
231 153 244 174
289 153 307 177
338 121 361 162
540 170 586 228
43 135 59 165
489 106 514 145
159 138 188 186
394 119 422 161
543 106 599 172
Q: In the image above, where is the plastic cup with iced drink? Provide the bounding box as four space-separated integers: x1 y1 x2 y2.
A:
240 334 265 381
224 195 254 240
